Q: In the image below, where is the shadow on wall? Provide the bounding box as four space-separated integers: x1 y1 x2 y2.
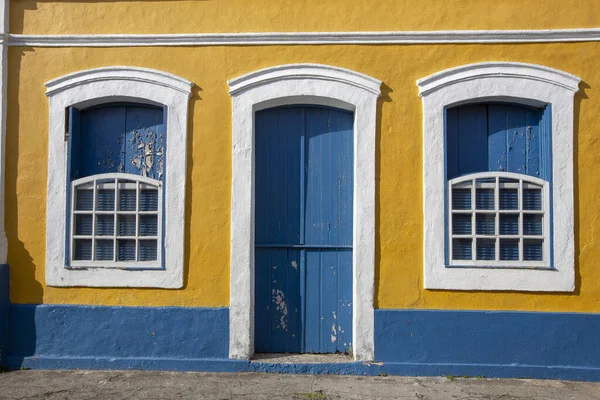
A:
572 79 590 296
374 83 393 309
5 47 44 304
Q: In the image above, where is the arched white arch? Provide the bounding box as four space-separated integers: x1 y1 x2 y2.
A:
45 66 193 288
228 64 381 360
417 62 580 291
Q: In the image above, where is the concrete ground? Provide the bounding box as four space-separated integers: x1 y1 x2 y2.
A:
0 370 599 400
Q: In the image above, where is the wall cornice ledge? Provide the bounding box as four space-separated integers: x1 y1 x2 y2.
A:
7 28 600 48
45 66 193 97
417 62 582 97
228 63 382 97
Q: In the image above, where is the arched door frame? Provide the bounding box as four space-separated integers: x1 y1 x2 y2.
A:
228 64 381 360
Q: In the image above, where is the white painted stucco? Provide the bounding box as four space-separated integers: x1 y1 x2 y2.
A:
417 62 580 291
45 66 192 288
228 64 381 361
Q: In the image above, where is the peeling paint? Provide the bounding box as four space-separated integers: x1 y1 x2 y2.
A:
290 260 298 270
331 322 337 343
272 289 288 331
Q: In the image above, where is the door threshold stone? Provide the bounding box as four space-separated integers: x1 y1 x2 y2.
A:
251 353 353 364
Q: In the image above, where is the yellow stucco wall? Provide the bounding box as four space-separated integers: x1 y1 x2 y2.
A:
7 43 600 312
6 1 600 312
9 0 600 34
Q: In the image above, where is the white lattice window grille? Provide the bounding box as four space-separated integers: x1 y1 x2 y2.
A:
70 173 163 269
448 172 550 268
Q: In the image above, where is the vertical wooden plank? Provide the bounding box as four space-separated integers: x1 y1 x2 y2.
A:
253 248 271 352
319 249 338 353
284 248 302 352
526 109 541 177
457 104 488 176
539 104 553 182
338 111 354 246
124 106 165 180
80 106 126 177
488 104 508 173
304 108 328 246
336 249 353 353
505 105 528 175
304 248 321 352
280 108 303 245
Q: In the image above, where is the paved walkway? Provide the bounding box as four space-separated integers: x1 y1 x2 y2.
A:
0 370 599 399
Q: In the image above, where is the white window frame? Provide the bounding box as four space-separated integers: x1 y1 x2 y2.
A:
227 64 381 361
70 173 163 269
45 66 192 288
448 171 550 268
417 62 580 292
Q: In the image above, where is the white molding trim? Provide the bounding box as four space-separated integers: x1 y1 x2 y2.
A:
418 61 580 292
45 66 193 288
7 28 600 47
228 63 381 361
45 66 193 97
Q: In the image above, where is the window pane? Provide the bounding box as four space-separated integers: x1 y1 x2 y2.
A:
523 239 543 261
499 239 519 261
76 189 94 211
95 239 114 261
74 239 92 260
499 188 518 210
499 214 519 235
119 189 137 211
452 214 471 235
452 238 472 260
117 239 136 261
476 238 495 260
75 214 93 236
118 215 136 236
140 189 158 211
452 188 471 210
97 189 115 211
139 240 158 261
476 188 494 210
523 189 542 210
96 215 114 236
523 214 543 236
475 214 495 235
139 215 158 236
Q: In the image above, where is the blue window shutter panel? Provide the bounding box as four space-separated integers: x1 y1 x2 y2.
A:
124 106 166 180
80 106 126 178
447 103 548 180
78 105 165 179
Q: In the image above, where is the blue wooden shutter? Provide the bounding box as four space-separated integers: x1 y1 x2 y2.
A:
446 104 548 180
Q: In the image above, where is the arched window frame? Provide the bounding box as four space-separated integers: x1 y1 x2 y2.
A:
45 67 192 288
417 62 580 292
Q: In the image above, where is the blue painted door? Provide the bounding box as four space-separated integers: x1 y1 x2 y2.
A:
255 106 353 354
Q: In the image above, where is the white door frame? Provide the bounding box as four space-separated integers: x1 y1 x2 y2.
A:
228 64 381 361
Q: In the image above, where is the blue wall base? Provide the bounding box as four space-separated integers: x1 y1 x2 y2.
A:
7 304 600 381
